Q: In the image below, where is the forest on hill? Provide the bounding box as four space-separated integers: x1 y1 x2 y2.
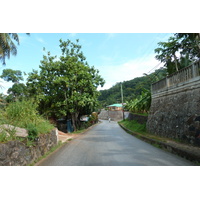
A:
98 67 167 107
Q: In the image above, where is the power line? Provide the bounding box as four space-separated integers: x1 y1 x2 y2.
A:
141 33 173 75
146 62 162 75
134 33 169 67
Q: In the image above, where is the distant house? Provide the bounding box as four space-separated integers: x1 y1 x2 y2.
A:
107 103 123 111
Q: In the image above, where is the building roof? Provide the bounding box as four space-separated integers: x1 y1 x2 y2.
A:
107 104 123 107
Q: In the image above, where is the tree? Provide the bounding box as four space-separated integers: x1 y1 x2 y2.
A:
0 33 30 65
27 39 105 131
155 33 200 75
0 69 24 83
175 33 200 60
0 68 27 102
6 83 27 102
155 36 181 73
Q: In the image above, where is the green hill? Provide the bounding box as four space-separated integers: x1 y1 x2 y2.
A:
98 68 166 107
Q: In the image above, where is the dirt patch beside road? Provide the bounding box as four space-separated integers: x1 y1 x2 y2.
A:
58 130 79 143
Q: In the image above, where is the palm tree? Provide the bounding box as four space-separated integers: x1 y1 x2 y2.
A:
0 33 29 65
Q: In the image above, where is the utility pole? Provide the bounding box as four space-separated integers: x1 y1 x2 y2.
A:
121 83 124 120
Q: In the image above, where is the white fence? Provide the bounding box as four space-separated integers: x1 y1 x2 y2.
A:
152 60 200 94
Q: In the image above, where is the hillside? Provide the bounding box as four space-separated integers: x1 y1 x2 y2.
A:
98 68 166 107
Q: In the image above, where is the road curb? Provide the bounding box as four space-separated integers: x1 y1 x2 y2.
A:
118 123 200 164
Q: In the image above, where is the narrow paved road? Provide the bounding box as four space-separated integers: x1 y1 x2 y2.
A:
37 120 194 166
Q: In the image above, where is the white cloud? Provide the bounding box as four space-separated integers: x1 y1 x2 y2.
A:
0 79 14 95
106 33 116 39
36 37 45 44
68 33 77 37
97 54 162 90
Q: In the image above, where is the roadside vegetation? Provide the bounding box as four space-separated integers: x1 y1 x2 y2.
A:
119 119 146 134
118 119 172 143
0 35 104 145
0 99 54 143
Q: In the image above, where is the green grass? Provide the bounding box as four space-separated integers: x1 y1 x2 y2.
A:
119 119 169 142
4 100 54 132
131 112 148 116
119 119 146 134
0 99 54 142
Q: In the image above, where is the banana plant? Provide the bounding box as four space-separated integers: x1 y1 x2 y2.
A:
125 88 151 113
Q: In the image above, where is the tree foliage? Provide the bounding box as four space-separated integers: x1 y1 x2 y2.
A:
98 68 166 107
125 88 151 113
0 69 24 83
26 39 105 131
0 33 30 65
6 83 27 102
155 33 200 75
0 69 26 102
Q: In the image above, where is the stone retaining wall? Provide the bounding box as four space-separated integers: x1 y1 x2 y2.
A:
147 77 200 146
0 129 58 166
126 113 148 124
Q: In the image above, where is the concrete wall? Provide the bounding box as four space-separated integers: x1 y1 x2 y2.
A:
98 110 123 121
147 76 200 146
0 129 58 166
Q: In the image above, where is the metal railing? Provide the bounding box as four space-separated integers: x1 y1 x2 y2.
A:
152 60 200 94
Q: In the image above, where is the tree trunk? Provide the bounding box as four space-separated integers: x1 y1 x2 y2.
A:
174 54 179 71
71 113 76 132
71 112 79 132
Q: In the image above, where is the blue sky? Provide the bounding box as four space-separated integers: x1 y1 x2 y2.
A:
0 33 173 94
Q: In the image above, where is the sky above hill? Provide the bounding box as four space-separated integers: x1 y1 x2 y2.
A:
0 33 173 94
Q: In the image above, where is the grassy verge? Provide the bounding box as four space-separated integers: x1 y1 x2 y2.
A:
131 112 148 116
119 119 200 165
118 119 169 142
119 119 146 134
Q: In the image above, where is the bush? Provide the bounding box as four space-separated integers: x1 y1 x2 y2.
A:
0 100 54 142
27 123 39 141
5 99 39 127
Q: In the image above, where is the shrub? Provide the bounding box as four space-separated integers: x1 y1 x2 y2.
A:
27 123 39 141
0 99 54 143
0 131 7 142
5 99 39 127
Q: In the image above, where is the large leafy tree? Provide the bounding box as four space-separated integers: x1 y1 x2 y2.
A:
0 69 24 83
27 39 105 131
155 33 200 75
175 33 200 60
6 83 27 102
155 36 181 73
0 68 27 102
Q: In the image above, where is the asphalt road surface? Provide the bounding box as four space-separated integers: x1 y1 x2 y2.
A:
37 120 194 166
